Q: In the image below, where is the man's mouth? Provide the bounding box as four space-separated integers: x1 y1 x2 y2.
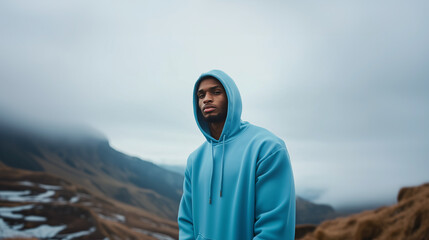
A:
204 107 216 113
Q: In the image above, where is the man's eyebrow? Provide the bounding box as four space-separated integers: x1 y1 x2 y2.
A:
198 85 222 93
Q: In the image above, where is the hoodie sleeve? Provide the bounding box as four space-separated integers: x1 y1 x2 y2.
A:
253 147 296 240
178 157 194 240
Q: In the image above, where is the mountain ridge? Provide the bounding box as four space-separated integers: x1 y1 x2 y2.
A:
0 120 183 221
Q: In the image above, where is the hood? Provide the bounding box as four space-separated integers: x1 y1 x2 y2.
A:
193 69 245 143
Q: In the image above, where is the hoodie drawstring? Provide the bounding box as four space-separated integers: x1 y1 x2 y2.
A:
220 135 225 197
209 135 226 204
209 141 214 204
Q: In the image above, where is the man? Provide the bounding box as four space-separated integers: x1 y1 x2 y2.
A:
178 70 295 240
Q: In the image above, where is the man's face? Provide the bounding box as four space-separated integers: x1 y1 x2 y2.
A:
197 78 228 123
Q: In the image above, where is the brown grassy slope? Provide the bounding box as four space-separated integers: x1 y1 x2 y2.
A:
35 148 179 220
34 141 181 220
0 166 179 240
299 182 429 240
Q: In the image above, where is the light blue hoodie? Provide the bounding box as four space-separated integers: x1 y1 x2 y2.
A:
178 70 295 240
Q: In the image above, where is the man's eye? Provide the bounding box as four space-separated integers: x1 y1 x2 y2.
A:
198 94 204 99
214 91 221 94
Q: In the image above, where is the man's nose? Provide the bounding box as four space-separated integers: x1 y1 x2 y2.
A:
203 93 213 103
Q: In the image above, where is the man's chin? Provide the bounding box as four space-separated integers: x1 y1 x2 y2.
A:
203 114 226 123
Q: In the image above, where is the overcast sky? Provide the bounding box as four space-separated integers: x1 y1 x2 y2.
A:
1 0 428 210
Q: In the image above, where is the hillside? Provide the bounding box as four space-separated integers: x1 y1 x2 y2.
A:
0 166 178 239
0 121 183 221
298 182 429 240
296 196 336 225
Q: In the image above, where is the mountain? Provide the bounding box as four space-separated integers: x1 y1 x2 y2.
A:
0 120 183 221
296 197 336 225
159 164 186 176
0 166 178 239
297 182 429 240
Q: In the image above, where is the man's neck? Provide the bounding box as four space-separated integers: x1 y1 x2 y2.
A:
209 121 225 140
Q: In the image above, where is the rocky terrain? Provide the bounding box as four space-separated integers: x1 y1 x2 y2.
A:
0 166 178 240
297 182 429 240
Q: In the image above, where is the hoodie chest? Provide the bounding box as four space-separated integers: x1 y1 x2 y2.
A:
196 142 256 191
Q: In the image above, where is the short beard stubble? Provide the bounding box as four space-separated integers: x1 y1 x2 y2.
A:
202 108 227 123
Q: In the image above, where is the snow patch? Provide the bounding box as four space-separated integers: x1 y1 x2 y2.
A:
12 223 24 230
39 183 62 190
25 215 47 221
33 190 55 202
114 214 125 223
60 226 96 240
69 196 80 203
0 204 34 219
98 213 125 223
24 224 67 238
98 213 117 222
0 211 23 219
18 181 35 187
0 189 55 203
0 190 31 199
0 204 34 212
0 218 28 238
0 218 66 239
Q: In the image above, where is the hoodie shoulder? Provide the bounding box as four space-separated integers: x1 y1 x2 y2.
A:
248 124 286 145
245 123 288 160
